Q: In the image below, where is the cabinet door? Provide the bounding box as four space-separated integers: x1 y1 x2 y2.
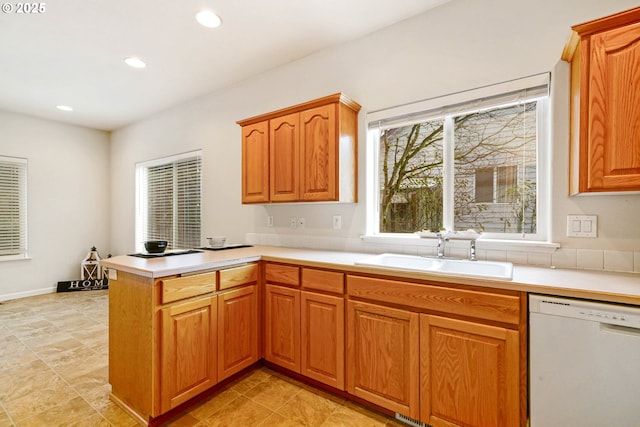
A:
420 315 519 427
265 284 300 372
242 121 270 203
347 300 419 419
300 103 337 201
160 295 217 413
585 21 640 191
217 285 258 380
300 291 344 390
270 113 300 202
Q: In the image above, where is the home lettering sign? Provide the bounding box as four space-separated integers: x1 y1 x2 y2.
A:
57 278 108 292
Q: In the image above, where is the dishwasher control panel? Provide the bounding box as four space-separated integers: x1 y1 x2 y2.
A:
530 295 640 329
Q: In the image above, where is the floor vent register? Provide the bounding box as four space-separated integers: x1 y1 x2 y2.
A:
395 413 427 427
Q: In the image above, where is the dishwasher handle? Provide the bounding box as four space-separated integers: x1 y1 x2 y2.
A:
600 322 640 338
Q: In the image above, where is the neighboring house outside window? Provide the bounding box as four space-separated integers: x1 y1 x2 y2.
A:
135 151 202 253
0 156 27 260
368 74 549 241
475 165 518 204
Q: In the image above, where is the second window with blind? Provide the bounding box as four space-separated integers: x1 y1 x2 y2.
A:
368 74 550 241
135 151 202 253
0 156 28 260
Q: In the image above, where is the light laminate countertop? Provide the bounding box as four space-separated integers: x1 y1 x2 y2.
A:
101 245 640 305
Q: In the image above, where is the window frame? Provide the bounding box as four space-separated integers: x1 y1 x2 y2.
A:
0 156 28 261
135 150 202 253
366 74 552 244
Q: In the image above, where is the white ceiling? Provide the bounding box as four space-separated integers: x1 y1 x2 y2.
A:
0 0 449 131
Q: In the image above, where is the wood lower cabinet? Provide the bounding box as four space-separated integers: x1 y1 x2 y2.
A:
217 285 258 381
264 284 301 372
420 315 520 427
160 295 218 413
109 264 260 423
346 273 525 427
346 300 420 419
109 260 525 426
300 290 344 389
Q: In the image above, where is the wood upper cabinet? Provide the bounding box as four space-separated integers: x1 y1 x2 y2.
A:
563 7 640 193
346 300 420 419
241 121 269 203
238 93 361 203
160 295 218 413
300 103 337 201
270 113 300 202
217 284 258 381
420 315 520 427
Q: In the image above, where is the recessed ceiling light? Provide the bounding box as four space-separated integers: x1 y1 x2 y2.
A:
196 10 222 28
56 105 73 112
124 57 146 69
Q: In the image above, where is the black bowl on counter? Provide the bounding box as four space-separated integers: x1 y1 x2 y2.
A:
144 240 168 254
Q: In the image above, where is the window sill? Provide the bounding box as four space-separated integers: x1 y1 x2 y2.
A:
361 234 560 253
0 254 31 262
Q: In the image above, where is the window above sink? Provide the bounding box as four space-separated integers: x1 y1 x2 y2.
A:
365 73 551 245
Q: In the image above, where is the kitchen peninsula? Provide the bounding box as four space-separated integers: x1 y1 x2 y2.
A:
102 246 640 427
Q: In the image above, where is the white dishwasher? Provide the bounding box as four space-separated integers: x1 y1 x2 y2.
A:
529 294 640 427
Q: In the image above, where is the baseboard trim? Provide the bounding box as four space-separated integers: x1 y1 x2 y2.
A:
109 362 262 427
0 286 56 302
109 393 149 426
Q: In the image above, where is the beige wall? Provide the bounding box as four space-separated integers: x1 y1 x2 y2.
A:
105 0 640 268
0 111 110 300
4 0 638 300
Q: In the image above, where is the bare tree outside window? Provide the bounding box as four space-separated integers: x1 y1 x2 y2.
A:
379 101 538 234
380 120 444 232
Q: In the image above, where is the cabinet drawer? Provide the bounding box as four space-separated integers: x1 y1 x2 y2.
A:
161 272 217 304
219 264 258 290
265 263 300 286
302 268 344 294
347 275 520 325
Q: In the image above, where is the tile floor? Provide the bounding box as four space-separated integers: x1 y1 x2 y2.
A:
0 291 404 427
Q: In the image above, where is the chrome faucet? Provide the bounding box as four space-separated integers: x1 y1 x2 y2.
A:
436 232 448 258
469 239 477 261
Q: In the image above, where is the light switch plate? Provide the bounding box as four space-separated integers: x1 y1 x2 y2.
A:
332 215 342 230
566 215 597 237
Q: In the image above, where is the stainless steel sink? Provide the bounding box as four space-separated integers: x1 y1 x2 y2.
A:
355 253 513 280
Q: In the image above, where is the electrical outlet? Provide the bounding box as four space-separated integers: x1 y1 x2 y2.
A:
107 269 118 280
267 215 274 228
297 217 305 229
290 217 297 229
332 215 342 230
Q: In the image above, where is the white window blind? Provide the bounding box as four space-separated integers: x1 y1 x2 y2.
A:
368 73 549 130
0 156 27 258
135 151 202 252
